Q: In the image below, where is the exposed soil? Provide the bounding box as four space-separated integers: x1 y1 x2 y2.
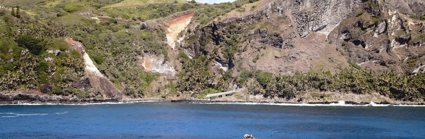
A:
166 12 194 49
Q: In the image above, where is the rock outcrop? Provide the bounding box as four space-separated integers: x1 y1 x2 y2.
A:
286 0 362 37
65 38 122 100
182 0 356 74
382 0 425 16
139 54 176 75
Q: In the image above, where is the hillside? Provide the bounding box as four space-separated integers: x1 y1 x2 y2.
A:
0 0 424 104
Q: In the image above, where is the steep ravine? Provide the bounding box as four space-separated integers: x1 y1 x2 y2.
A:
140 13 194 76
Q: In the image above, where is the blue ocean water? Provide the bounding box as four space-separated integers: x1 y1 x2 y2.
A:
0 103 424 139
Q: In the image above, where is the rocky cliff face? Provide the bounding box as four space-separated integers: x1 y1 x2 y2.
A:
182 0 425 75
328 0 425 74
278 0 363 37
172 0 425 101
183 0 363 74
383 0 425 16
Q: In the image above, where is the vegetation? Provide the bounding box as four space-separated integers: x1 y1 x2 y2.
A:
413 14 425 21
0 0 162 97
16 35 46 55
0 9 85 96
0 0 424 102
63 2 82 13
238 68 425 101
0 0 255 98
178 55 214 95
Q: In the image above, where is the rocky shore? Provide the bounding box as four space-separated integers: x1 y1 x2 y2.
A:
0 91 121 104
1 91 424 106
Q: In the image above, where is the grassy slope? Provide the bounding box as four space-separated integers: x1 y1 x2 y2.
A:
0 0 253 98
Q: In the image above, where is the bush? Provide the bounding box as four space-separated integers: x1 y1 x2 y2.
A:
91 54 105 65
16 35 46 55
237 70 253 85
196 88 217 98
0 38 16 54
255 71 273 87
409 14 425 20
47 39 69 51
63 2 82 13
36 61 48 72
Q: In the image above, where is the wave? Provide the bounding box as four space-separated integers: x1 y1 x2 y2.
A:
0 111 69 118
55 111 68 115
1 115 19 118
0 112 48 118
0 100 423 107
0 100 158 106
196 101 423 107
16 113 48 116
0 112 16 115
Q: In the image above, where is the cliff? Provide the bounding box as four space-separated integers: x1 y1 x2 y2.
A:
0 0 424 104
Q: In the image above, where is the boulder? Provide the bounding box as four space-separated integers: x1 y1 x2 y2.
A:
395 36 411 45
375 21 387 35
340 30 351 41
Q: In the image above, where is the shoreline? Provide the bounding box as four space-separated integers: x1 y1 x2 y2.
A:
1 98 425 107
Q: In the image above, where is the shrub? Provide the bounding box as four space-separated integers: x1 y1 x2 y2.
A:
47 39 69 51
91 54 105 65
16 35 46 55
255 71 273 87
237 70 253 85
196 88 217 98
63 2 82 13
36 61 48 72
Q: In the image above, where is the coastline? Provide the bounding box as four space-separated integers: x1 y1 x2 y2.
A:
1 98 425 107
1 91 424 107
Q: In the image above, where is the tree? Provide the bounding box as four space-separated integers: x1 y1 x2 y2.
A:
16 6 20 18
11 7 15 17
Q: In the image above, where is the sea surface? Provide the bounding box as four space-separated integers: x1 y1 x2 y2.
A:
0 103 425 139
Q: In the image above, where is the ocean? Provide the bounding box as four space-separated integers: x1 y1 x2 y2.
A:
1 103 424 139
